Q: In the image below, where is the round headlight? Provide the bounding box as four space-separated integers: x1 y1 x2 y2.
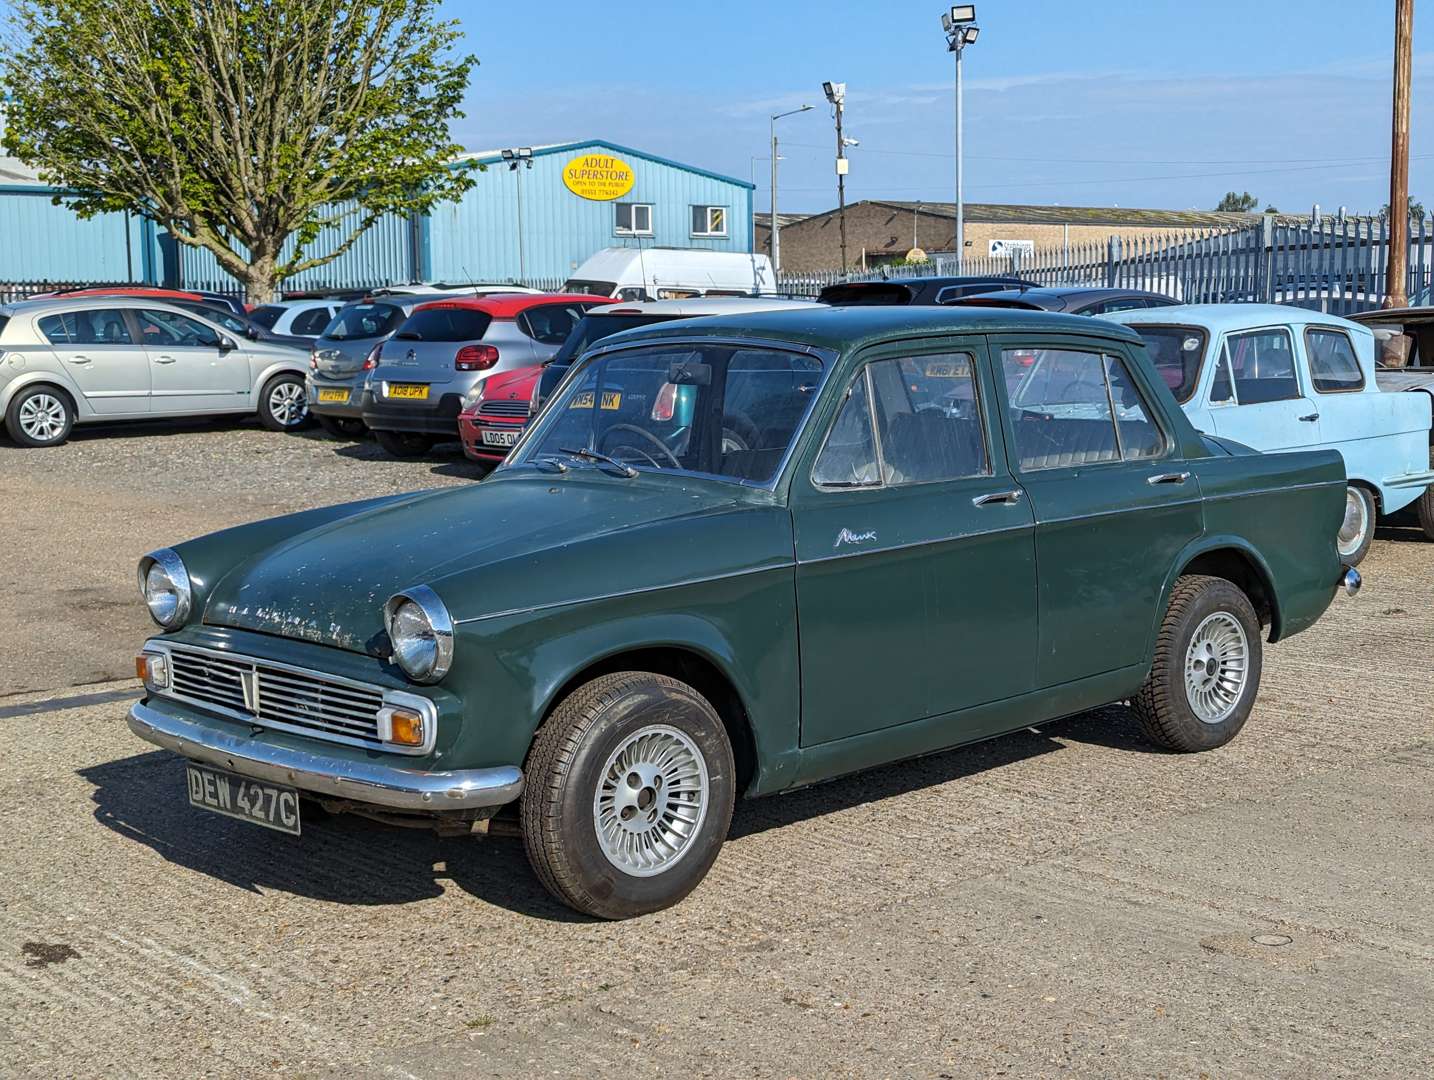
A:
383 585 454 683
139 549 192 628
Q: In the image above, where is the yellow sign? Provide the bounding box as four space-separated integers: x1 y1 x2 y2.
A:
562 153 635 201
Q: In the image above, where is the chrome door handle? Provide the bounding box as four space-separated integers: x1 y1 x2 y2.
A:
66 355 91 365
1147 471 1191 485
1298 413 1319 422
972 489 1023 507
153 355 177 364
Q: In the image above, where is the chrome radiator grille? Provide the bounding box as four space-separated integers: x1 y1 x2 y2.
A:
166 645 385 747
477 400 530 418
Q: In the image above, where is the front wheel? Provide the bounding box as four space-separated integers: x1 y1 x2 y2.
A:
257 373 311 432
1337 484 1376 566
521 671 736 919
373 428 437 458
1133 574 1263 753
1418 484 1434 542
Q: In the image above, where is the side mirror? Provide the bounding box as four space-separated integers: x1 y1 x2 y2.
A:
245 327 259 341
217 335 236 353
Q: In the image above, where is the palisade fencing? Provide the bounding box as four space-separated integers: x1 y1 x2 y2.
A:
784 216 1434 314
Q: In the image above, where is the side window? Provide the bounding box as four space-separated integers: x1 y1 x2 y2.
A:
1305 327 1365 393
691 205 728 237
1226 328 1298 404
38 309 132 345
615 202 653 236
1091 297 1147 315
290 307 333 336
1002 347 1164 470
135 308 222 347
869 354 988 483
1210 347 1236 403
812 372 879 488
521 303 584 345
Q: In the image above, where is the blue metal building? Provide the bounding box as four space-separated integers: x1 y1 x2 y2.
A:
0 139 755 293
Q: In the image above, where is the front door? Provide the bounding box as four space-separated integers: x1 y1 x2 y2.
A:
36 307 151 416
133 308 251 414
1208 325 1323 450
996 336 1204 689
793 340 1038 746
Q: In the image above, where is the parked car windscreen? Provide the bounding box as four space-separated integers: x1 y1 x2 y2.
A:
562 279 618 297
520 342 827 485
394 307 493 342
248 305 285 330
322 302 405 341
1129 325 1207 403
818 283 916 306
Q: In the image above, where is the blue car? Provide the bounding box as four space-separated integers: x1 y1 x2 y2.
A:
1105 304 1434 565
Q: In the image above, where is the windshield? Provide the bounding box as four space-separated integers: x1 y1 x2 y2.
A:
248 305 285 330
552 313 675 366
322 302 404 341
561 279 618 297
519 341 827 486
1130 326 1207 403
394 307 492 342
818 283 915 306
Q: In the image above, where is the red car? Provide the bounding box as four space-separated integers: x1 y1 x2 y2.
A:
459 364 542 464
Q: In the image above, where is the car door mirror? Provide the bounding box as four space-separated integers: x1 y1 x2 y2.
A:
245 326 259 341
218 335 237 353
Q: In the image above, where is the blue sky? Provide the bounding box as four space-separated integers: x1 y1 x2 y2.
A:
444 0 1432 216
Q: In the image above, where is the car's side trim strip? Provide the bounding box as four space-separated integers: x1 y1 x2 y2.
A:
796 521 1034 566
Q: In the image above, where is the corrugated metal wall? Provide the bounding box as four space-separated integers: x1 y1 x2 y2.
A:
429 143 754 282
0 186 161 283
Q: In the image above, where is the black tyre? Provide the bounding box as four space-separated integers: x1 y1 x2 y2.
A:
373 428 437 458
5 384 75 447
1418 485 1434 542
521 671 736 920
257 373 311 432
315 413 367 440
1133 575 1263 753
1336 484 1376 566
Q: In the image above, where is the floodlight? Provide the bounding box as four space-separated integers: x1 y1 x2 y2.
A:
950 4 976 23
963 25 980 43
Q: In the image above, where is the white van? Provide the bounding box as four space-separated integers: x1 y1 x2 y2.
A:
563 247 776 301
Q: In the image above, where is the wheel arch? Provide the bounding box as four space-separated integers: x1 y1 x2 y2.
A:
2 371 88 419
253 358 308 401
534 637 760 798
1161 537 1283 643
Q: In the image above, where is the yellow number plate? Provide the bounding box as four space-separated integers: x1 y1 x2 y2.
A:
388 383 430 400
317 388 350 403
570 390 622 410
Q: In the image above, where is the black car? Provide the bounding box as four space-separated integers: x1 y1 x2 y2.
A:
171 300 310 350
946 286 1179 316
817 275 1029 306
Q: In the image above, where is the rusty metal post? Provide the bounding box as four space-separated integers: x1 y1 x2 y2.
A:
1385 0 1414 308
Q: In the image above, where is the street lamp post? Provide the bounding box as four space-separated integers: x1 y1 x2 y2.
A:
823 81 856 274
770 104 813 274
941 6 979 274
501 147 534 282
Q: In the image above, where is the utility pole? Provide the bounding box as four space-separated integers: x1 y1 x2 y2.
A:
942 7 980 274
769 105 812 274
502 147 534 282
1385 0 1414 308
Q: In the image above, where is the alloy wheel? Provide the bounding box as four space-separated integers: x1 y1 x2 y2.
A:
1183 611 1249 724
592 724 710 877
269 381 308 427
18 393 67 442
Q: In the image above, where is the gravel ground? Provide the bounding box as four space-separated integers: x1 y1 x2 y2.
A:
2 419 1433 1078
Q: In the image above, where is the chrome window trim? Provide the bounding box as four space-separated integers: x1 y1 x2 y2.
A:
506 335 838 493
384 584 455 684
144 639 438 756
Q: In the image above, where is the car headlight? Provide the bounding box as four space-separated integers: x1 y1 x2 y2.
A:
529 375 542 417
463 380 487 409
383 585 454 683
138 549 193 629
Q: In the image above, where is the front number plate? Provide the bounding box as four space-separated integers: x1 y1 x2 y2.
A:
481 429 520 448
186 763 301 835
387 383 430 400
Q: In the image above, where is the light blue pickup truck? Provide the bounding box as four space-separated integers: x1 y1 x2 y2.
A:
1107 304 1434 565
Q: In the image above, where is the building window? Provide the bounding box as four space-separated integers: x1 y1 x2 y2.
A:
691 205 728 237
615 202 653 236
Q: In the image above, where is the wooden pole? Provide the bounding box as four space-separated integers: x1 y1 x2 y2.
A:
1385 0 1414 308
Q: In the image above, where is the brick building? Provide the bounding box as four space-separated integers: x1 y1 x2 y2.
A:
757 200 1263 273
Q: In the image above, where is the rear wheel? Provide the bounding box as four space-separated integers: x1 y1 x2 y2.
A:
1133 575 1262 753
5 385 74 447
315 414 367 440
373 428 437 458
521 671 735 919
257 373 310 432
1418 485 1434 542
1336 484 1376 566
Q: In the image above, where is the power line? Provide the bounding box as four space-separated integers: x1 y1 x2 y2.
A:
779 140 1430 168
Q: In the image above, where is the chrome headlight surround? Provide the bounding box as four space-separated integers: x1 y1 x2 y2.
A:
383 584 454 684
137 548 193 629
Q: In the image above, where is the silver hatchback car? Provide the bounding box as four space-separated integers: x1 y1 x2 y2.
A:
0 297 310 447
360 294 610 457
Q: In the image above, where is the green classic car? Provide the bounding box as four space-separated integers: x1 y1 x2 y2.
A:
129 306 1359 919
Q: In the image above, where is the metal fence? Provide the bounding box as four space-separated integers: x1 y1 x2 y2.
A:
791 216 1434 315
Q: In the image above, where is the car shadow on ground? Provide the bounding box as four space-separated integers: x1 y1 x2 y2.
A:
81 704 1153 921
1374 522 1430 546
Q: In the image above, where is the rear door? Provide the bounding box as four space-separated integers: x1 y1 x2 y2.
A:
35 308 150 416
995 334 1203 689
134 308 250 414
793 338 1038 745
1208 325 1323 450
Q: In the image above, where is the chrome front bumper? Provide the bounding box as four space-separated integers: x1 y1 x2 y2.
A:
128 701 524 812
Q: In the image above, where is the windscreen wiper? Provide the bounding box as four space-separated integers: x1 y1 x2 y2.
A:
559 446 637 477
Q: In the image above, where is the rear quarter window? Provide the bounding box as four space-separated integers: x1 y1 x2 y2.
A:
395 307 494 342
248 305 284 330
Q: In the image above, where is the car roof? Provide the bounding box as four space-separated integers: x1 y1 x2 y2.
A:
0 295 221 317
590 297 819 317
411 294 612 318
591 303 1143 354
1105 303 1370 334
1347 307 1434 323
254 298 336 310
831 275 1025 289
